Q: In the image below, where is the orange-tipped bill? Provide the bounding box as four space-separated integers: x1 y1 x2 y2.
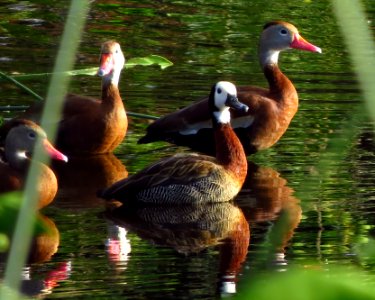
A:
43 139 68 162
291 33 322 53
97 53 114 77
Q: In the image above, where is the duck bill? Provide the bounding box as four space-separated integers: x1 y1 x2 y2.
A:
291 33 322 53
43 139 68 162
97 53 114 77
225 95 249 113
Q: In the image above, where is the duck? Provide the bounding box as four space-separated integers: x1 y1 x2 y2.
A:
0 119 68 209
20 40 127 156
99 81 248 204
138 21 322 155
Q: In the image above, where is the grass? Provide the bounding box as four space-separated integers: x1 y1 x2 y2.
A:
236 0 375 298
0 0 374 298
0 1 90 298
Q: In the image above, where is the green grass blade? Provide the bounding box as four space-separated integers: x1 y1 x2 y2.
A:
0 71 44 101
332 0 375 123
0 1 90 298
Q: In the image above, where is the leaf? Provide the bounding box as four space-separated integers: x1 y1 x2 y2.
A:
0 233 9 252
126 55 173 70
0 54 173 81
238 267 375 300
0 192 49 252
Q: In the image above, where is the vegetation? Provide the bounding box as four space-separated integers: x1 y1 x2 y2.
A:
0 0 374 299
236 0 375 299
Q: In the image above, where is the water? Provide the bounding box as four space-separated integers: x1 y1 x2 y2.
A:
0 0 375 298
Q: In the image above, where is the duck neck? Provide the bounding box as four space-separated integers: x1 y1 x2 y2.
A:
101 70 123 106
259 48 297 106
213 116 247 183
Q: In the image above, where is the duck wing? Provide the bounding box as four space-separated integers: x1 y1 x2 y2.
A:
99 153 225 201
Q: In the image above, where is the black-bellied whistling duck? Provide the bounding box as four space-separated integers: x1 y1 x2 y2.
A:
0 119 68 209
21 40 127 155
138 21 322 155
99 81 248 204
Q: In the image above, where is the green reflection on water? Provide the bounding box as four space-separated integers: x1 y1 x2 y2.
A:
0 0 374 299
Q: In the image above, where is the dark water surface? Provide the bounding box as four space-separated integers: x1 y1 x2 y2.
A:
0 0 375 299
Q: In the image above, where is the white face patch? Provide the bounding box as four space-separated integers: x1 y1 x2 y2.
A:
214 81 237 110
104 43 125 86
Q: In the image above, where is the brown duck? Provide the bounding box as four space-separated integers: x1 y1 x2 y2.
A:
100 81 248 204
0 119 68 209
21 40 127 155
138 21 322 155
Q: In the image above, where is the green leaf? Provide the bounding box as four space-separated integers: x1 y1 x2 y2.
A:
238 267 375 300
0 192 50 252
126 55 173 70
0 54 173 81
0 233 9 252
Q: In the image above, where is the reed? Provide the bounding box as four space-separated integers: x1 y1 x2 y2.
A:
237 0 375 298
0 1 90 298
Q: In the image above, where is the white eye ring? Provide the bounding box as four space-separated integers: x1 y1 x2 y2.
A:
280 29 288 35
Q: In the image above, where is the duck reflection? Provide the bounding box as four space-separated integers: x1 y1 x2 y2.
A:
52 153 128 209
105 201 249 295
28 214 60 264
1 213 71 297
236 161 302 262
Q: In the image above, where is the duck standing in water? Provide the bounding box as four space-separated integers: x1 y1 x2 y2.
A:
0 119 68 209
20 40 127 155
138 21 322 155
100 81 248 204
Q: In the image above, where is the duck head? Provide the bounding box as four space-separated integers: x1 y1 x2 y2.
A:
97 41 126 85
209 81 249 125
5 122 68 169
259 21 322 66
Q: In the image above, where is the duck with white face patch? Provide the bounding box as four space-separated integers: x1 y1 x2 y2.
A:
138 21 322 155
99 81 248 205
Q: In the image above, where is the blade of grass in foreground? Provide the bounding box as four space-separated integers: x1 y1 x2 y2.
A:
0 1 90 299
238 1 375 299
332 0 375 123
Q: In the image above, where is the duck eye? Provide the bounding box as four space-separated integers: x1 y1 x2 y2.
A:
280 29 288 35
28 132 36 139
217 88 222 94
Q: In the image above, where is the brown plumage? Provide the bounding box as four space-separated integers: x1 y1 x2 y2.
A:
0 119 68 209
20 40 127 155
100 81 248 204
138 21 322 155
